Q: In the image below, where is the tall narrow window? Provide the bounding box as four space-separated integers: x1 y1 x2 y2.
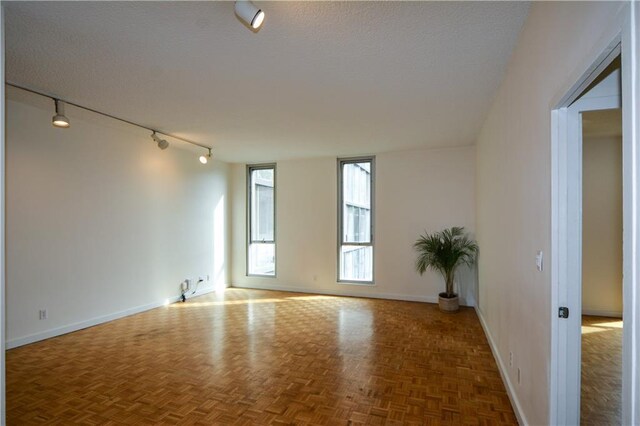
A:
338 157 374 283
248 164 276 276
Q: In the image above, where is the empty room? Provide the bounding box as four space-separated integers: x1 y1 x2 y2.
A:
1 1 640 425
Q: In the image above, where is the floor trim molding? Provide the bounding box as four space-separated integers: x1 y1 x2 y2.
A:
6 287 216 349
475 306 527 426
582 309 623 318
231 282 475 307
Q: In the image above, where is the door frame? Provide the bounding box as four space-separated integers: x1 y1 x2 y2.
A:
556 94 621 426
1 3 5 423
550 3 639 425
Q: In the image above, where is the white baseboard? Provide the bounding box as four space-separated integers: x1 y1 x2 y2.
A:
231 282 475 307
475 306 527 426
6 287 216 349
581 309 623 318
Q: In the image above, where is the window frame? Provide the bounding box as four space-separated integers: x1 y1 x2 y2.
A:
246 163 277 278
337 156 375 284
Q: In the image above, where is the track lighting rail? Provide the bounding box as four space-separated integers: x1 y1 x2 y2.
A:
6 81 212 152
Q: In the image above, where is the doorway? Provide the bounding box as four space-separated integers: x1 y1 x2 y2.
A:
550 17 639 421
579 72 623 424
563 57 623 426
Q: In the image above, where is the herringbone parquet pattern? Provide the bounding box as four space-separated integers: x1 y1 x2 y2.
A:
7 289 516 425
581 315 623 426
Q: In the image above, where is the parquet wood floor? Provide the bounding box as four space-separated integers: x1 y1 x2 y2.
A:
581 315 623 426
7 289 516 425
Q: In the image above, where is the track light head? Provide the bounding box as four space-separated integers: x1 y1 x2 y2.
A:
157 139 169 150
235 1 264 30
52 100 70 128
151 132 169 150
199 149 212 164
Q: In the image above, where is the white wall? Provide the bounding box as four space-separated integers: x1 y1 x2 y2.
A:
5 87 231 348
230 146 476 304
475 2 626 425
582 134 622 317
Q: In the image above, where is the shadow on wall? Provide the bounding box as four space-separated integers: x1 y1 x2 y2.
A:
213 195 227 291
459 230 479 307
456 264 477 307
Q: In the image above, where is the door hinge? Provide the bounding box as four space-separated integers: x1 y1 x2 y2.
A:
559 307 569 319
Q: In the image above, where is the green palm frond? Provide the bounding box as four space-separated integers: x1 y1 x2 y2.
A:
414 226 478 297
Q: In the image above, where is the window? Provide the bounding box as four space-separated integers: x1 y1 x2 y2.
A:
338 157 374 283
247 165 275 276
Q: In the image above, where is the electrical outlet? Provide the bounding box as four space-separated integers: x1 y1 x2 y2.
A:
207 275 210 281
39 309 48 320
509 352 513 367
517 368 521 384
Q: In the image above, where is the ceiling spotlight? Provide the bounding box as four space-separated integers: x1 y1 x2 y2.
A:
151 132 169 150
199 149 212 164
235 1 264 30
52 99 70 128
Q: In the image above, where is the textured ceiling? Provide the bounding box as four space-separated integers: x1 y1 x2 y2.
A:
6 1 530 163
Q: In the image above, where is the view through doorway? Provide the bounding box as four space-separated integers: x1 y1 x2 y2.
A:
580 104 623 425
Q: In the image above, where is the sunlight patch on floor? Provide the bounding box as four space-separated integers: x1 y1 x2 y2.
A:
169 293 342 308
169 298 286 307
591 320 623 328
582 320 623 334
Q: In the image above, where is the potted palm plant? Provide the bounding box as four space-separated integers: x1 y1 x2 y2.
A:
414 226 478 312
